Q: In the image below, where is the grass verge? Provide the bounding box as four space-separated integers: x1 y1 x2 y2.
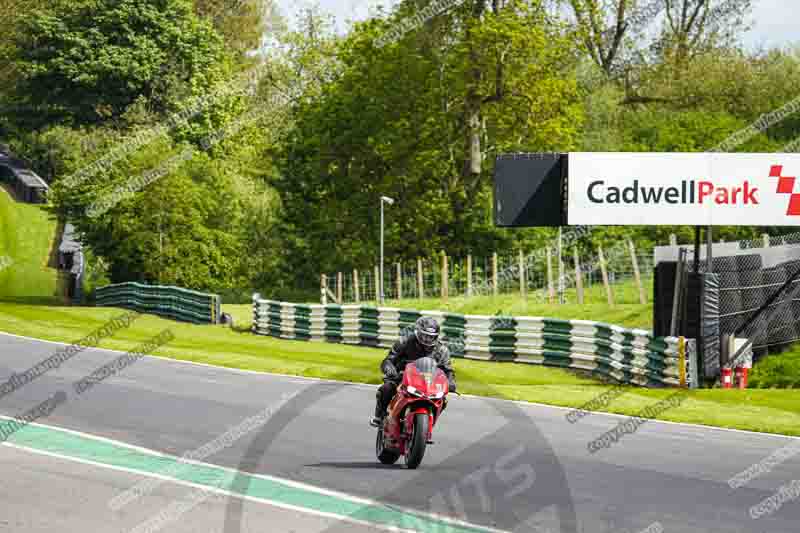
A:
0 186 60 303
0 301 798 436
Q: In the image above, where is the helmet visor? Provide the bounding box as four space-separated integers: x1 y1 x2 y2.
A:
416 329 438 347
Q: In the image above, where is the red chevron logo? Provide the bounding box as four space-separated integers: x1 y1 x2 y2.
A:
772 165 800 216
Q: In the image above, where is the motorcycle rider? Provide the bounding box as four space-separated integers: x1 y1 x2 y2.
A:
371 316 457 427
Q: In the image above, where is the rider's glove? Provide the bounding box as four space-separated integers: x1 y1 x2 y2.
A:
382 362 399 380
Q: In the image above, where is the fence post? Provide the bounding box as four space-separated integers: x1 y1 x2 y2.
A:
762 233 770 248
574 247 584 305
374 265 380 303
627 239 646 304
669 233 677 246
321 274 327 305
518 249 526 299
546 248 554 304
467 254 473 297
417 258 424 300
354 269 360 303
441 252 449 300
492 252 498 297
337 272 343 303
598 245 614 307
396 263 402 300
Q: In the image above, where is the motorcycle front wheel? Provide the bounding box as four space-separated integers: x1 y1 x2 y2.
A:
376 427 400 465
404 413 429 469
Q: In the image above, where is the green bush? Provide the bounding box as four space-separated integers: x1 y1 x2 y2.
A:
749 348 800 389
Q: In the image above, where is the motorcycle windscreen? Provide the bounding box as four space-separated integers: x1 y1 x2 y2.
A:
413 357 438 393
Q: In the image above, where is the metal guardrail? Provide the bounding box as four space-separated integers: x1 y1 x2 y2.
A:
96 282 221 324
253 296 695 388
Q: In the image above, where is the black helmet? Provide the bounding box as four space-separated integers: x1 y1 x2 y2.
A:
415 316 440 347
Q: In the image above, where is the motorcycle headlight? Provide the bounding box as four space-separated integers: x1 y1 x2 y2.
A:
406 386 423 397
431 391 445 399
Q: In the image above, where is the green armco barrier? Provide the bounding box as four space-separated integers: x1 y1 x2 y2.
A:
96 282 221 324
252 296 697 388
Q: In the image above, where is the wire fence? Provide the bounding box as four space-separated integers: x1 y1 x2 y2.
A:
322 245 654 306
739 231 800 249
735 259 800 353
686 245 800 353
320 233 800 312
654 231 800 356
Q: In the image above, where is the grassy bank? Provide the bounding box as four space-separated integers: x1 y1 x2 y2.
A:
0 186 60 303
364 294 652 330
0 301 798 436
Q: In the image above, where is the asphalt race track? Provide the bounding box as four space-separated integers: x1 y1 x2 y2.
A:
1 331 799 533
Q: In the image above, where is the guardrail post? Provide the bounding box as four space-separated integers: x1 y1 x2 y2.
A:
519 249 527 300
337 272 343 303
669 233 677 246
354 269 360 303
679 337 687 388
321 274 327 305
762 233 770 248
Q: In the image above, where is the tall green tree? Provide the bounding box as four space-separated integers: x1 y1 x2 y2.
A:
11 0 227 128
194 0 283 54
564 0 752 103
80 151 248 291
274 0 583 286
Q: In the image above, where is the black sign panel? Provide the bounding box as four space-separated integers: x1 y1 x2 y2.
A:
493 153 566 227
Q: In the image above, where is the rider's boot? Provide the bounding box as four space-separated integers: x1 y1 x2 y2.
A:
370 403 384 427
370 392 385 427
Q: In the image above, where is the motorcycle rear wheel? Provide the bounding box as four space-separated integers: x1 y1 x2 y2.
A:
404 413 429 469
376 427 400 465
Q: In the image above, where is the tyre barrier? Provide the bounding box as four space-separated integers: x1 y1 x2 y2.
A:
253 296 696 388
96 282 221 324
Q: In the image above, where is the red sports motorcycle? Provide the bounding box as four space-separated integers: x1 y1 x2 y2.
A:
375 356 450 469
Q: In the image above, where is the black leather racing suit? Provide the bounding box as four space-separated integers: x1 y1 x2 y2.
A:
375 334 456 418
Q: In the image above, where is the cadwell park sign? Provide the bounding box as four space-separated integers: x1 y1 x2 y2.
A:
568 152 800 226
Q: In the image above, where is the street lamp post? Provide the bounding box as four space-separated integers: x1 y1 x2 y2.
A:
380 196 394 305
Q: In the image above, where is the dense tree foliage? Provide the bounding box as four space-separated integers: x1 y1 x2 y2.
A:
194 0 282 54
0 0 798 299
275 0 583 284
11 0 227 128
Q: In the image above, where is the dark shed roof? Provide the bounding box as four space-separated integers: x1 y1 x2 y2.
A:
59 223 82 254
14 168 49 189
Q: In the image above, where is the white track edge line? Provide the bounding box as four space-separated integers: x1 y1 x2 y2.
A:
0 415 508 533
0 442 426 533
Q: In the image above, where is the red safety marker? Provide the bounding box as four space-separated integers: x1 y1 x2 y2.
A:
721 368 733 389
735 367 749 389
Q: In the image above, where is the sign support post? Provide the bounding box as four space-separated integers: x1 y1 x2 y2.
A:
693 226 701 274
